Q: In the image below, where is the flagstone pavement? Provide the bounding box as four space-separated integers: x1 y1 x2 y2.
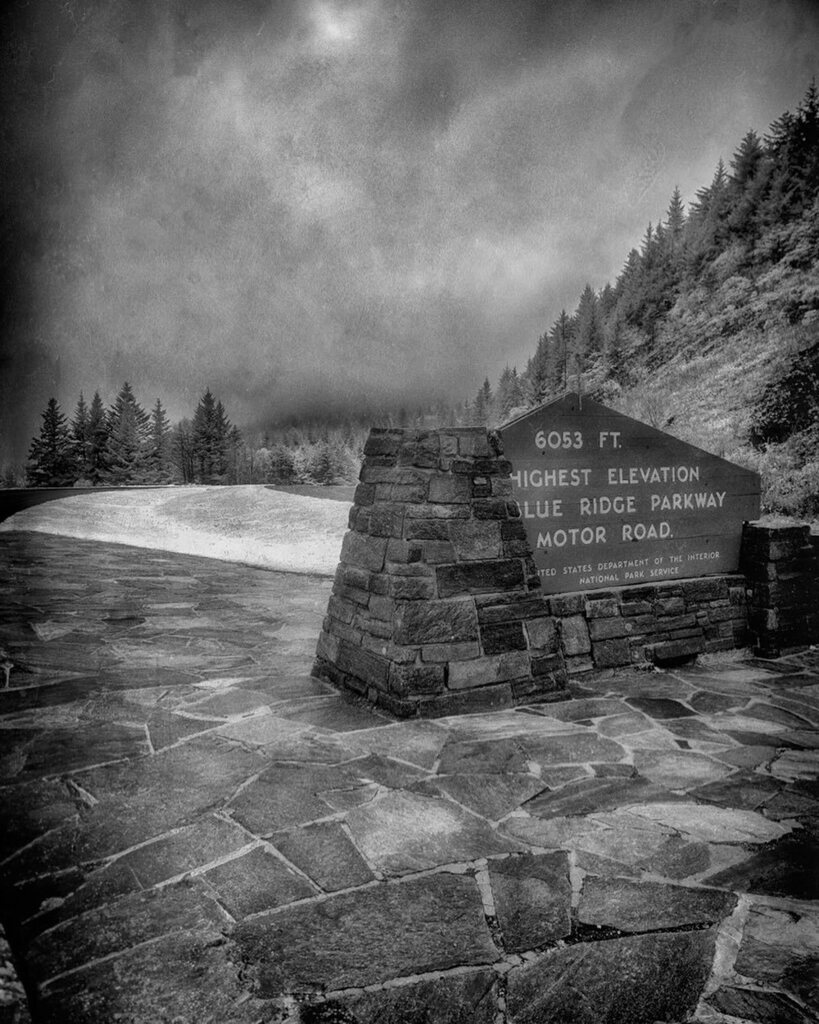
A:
0 531 817 1024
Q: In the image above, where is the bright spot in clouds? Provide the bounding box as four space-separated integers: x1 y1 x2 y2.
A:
311 1 362 46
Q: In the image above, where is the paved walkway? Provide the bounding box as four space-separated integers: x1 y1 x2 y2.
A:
0 532 817 1024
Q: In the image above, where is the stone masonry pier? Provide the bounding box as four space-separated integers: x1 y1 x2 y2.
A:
313 427 568 716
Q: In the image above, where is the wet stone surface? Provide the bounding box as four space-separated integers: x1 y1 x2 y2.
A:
507 930 718 1024
1 532 818 1023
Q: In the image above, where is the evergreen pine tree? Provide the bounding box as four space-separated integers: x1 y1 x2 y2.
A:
147 399 172 482
549 310 573 393
192 389 233 483
729 130 766 190
71 393 92 481
214 400 231 478
496 365 526 420
770 81 819 224
192 388 218 483
87 392 110 484
665 186 686 244
473 378 494 425
575 284 602 355
525 333 551 403
726 130 769 251
507 367 525 414
172 419 196 484
105 382 150 483
496 365 514 420
226 425 245 484
683 159 731 281
27 399 76 486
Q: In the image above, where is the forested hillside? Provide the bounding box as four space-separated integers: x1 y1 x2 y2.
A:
16 384 369 489
479 83 819 519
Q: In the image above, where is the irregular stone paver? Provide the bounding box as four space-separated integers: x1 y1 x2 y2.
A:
334 969 498 1024
16 860 139 941
538 764 590 786
506 930 717 1024
233 873 498 994
715 743 778 768
316 784 380 812
768 748 819 782
489 851 571 950
441 710 577 740
626 696 697 719
270 696 392 732
688 770 783 809
627 834 713 879
520 730 627 766
745 702 816 728
36 929 271 1024
218 713 356 764
415 771 546 820
688 690 747 713
706 985 815 1024
345 790 517 874
537 697 629 721
26 879 225 984
631 749 734 789
578 876 736 932
701 827 819 898
0 778 79 862
202 845 316 917
2 742 264 883
615 801 792 844
270 821 375 891
734 901 819 1007
184 688 272 718
345 753 428 790
764 786 819 821
1 532 818 1023
146 709 221 749
523 775 679 818
10 722 149 778
658 714 735 742
500 814 612 851
436 736 530 774
228 763 357 834
342 720 449 769
109 815 250 887
595 711 652 736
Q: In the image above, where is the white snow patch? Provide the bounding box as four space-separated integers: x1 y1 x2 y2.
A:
0 486 349 576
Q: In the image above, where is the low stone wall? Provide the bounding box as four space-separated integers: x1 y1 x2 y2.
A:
314 428 819 713
741 522 819 657
312 427 569 717
546 576 748 674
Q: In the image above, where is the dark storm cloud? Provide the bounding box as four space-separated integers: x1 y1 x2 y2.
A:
1 0 817 460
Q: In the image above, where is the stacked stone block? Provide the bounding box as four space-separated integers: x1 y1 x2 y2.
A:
741 523 819 657
313 428 568 717
546 577 749 672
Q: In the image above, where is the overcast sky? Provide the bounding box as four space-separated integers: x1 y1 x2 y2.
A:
1 0 817 462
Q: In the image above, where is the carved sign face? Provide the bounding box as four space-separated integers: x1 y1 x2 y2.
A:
500 395 761 595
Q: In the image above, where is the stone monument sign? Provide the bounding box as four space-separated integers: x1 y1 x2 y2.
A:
500 395 761 595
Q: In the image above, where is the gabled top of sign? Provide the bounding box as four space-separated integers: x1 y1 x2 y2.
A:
502 394 760 480
499 393 761 594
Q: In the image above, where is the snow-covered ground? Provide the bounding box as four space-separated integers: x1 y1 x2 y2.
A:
0 486 350 576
